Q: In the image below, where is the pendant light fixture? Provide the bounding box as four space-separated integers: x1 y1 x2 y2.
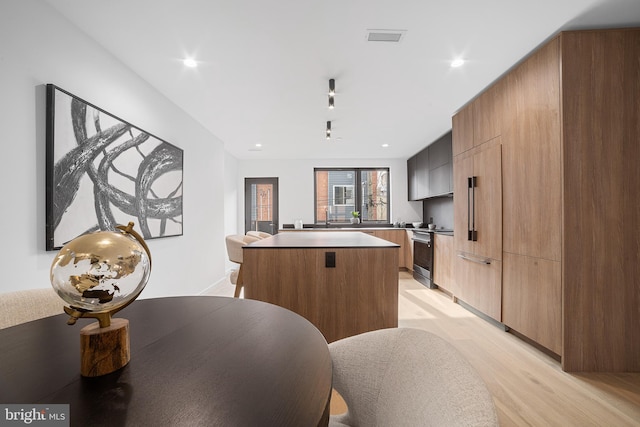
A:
326 121 331 139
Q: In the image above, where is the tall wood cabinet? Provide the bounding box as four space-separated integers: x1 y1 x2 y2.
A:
501 37 563 355
453 28 640 372
559 29 640 372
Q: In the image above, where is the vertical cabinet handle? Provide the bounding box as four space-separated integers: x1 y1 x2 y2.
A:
467 176 478 242
467 177 473 241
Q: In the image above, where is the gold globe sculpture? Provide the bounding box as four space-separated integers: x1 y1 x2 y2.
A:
49 222 151 376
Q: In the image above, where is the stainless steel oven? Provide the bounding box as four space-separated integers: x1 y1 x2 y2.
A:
412 230 436 289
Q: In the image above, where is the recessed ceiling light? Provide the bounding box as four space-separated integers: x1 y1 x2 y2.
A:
451 58 465 68
183 58 198 68
382 144 389 148
255 143 262 147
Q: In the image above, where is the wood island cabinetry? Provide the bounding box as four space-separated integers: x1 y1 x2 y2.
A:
243 232 399 343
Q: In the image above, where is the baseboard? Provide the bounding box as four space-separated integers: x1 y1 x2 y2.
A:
455 298 508 332
198 272 232 296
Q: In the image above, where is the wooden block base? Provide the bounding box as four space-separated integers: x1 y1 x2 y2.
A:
80 318 130 377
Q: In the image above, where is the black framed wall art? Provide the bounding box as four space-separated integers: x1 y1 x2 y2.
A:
45 84 184 250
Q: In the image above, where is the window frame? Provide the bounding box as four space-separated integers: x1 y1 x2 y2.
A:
332 184 355 206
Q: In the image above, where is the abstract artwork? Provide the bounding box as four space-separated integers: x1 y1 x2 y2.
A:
45 84 183 250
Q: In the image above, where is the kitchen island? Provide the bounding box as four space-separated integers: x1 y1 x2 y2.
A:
280 226 413 270
243 231 399 343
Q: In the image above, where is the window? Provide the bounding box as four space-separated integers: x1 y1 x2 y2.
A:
333 185 354 205
315 168 389 224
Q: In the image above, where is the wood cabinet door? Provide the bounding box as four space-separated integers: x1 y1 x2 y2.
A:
453 255 502 321
405 230 414 270
473 79 507 145
455 141 503 261
433 234 454 293
502 36 561 261
373 229 406 268
453 153 474 255
473 142 502 261
452 104 474 156
503 253 561 354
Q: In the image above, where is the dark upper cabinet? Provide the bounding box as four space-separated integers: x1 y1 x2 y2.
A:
407 149 427 201
428 132 453 196
407 131 453 201
428 132 452 169
407 155 418 201
416 149 429 199
429 164 451 196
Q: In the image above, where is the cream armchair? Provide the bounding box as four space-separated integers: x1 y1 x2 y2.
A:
0 288 62 329
225 234 260 298
246 230 272 239
329 328 498 427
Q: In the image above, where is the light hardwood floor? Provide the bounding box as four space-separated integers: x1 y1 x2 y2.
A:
208 271 640 426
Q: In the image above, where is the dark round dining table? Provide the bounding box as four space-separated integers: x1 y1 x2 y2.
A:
0 296 332 426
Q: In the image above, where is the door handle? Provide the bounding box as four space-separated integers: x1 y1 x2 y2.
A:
467 176 477 241
467 177 472 240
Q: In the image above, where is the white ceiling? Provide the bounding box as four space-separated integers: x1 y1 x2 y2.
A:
45 0 640 160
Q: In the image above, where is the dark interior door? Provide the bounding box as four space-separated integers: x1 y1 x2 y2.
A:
244 177 279 234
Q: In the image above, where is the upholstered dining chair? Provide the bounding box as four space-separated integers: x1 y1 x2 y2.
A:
246 230 272 239
0 288 63 329
225 234 260 298
328 327 499 427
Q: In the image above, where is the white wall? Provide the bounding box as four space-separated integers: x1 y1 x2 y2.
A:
223 151 239 271
0 0 227 297
0 1 423 302
237 158 422 231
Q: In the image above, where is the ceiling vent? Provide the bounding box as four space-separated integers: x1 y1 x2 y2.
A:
366 29 406 43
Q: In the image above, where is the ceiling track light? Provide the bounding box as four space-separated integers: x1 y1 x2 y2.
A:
326 121 332 139
328 78 336 109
